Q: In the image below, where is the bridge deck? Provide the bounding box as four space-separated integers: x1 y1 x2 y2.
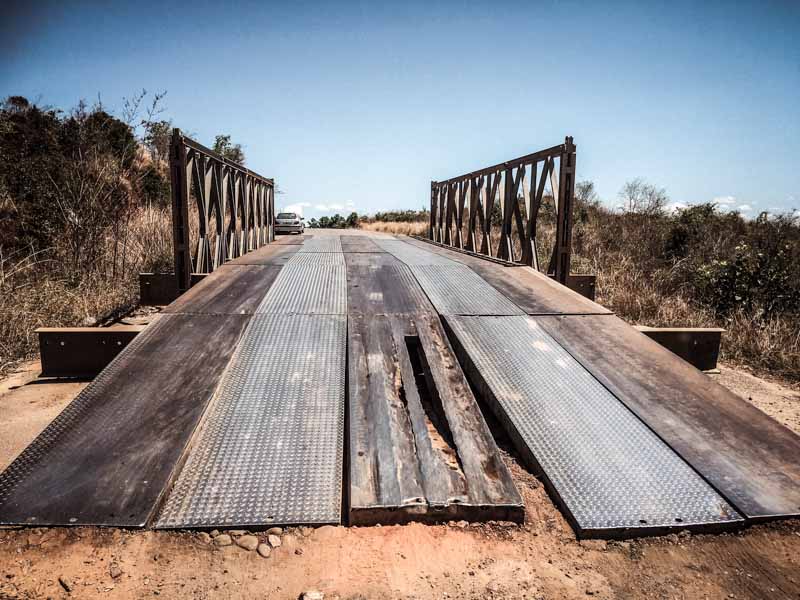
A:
0 231 798 537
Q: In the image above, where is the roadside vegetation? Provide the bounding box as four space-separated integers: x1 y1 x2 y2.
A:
1 95 797 382
363 183 800 382
0 95 231 374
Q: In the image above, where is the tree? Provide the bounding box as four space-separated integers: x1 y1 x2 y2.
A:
213 134 245 164
575 180 599 208
143 119 172 162
619 178 668 215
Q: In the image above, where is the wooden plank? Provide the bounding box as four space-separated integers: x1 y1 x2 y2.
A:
0 313 250 527
404 237 610 315
345 258 433 316
537 314 800 521
164 265 281 315
340 235 384 253
348 313 427 523
346 251 523 525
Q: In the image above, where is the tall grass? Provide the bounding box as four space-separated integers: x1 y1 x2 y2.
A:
0 205 173 373
373 209 800 382
359 220 428 236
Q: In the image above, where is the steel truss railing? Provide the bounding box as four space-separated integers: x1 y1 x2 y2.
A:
429 136 576 284
170 128 275 292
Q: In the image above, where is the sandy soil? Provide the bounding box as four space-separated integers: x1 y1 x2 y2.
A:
0 361 798 599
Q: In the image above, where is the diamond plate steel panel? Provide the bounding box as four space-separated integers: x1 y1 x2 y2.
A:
288 252 346 266
412 265 523 316
298 236 343 253
375 239 523 315
256 264 346 314
373 239 454 265
445 315 742 535
156 314 346 528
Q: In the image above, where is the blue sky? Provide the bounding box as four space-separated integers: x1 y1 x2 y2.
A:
2 0 798 219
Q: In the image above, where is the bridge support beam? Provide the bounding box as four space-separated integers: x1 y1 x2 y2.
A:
37 326 145 378
634 326 724 371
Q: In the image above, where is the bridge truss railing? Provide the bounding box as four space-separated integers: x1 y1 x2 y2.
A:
429 136 576 284
170 129 275 292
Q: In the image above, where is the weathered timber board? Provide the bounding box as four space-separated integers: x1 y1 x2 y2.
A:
343 252 400 267
345 260 434 316
346 251 522 525
223 243 300 265
404 237 611 315
537 314 800 521
164 265 281 314
0 313 250 527
340 235 385 253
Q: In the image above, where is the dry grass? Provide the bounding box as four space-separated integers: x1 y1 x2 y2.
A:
359 220 428 236
0 205 173 374
3 207 797 383
377 213 799 382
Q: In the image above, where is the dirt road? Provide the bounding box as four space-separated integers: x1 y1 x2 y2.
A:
0 361 798 599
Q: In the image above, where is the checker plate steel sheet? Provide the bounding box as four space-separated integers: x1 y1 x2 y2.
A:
445 314 742 537
298 236 343 253
374 238 523 315
156 313 346 528
255 264 346 315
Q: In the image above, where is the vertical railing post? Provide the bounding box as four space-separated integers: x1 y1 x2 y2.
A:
499 165 514 261
169 128 192 294
429 182 436 240
553 136 576 285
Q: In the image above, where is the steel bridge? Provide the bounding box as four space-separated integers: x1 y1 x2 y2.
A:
0 134 798 539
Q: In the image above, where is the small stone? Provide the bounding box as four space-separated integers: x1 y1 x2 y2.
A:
456 520 468 529
197 532 211 544
214 534 233 547
266 527 283 536
236 535 259 551
257 543 271 558
210 530 220 538
228 530 247 537
59 576 73 592
295 548 304 555
301 592 324 600
267 534 282 548
109 564 123 579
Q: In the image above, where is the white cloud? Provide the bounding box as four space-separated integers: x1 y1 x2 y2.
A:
281 202 311 216
736 204 753 212
713 195 736 206
314 203 349 213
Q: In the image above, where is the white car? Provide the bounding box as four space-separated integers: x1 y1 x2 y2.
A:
275 212 305 234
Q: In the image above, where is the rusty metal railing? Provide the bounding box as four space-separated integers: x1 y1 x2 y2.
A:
170 129 275 292
429 137 576 284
